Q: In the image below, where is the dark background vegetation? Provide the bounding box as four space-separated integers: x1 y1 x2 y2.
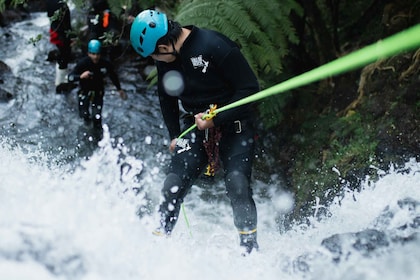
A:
1 0 419 225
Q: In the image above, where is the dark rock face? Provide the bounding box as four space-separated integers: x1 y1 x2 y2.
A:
321 229 390 262
0 60 13 102
321 198 420 262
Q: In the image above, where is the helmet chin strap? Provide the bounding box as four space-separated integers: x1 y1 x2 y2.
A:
170 40 179 57
153 40 178 56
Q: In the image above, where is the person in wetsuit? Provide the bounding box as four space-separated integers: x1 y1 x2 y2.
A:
68 39 127 134
130 10 260 254
86 0 121 60
46 0 73 93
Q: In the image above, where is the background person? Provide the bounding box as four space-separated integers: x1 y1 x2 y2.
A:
46 0 73 93
68 39 127 138
86 0 121 61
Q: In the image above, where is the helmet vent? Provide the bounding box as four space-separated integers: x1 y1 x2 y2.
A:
149 22 156 28
139 27 146 46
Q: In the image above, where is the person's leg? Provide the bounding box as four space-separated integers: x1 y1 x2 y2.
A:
156 133 208 235
55 44 71 93
57 44 71 70
78 91 91 123
220 120 258 253
91 91 103 130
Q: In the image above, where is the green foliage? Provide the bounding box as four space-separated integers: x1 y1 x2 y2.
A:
49 4 66 23
28 33 42 46
99 31 117 47
0 0 25 12
291 110 379 214
146 67 158 89
328 112 378 170
257 93 292 129
71 0 91 11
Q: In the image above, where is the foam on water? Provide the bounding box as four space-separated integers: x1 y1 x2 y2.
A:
1 136 419 280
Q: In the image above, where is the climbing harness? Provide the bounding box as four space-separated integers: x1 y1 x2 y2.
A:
203 126 222 177
202 104 221 176
204 104 218 120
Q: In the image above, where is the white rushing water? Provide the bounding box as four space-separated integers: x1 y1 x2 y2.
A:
1 134 419 280
0 9 419 280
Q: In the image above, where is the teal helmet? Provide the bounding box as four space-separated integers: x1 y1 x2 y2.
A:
130 10 168 57
88 39 101 54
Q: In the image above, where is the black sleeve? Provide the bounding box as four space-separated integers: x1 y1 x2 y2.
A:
212 47 259 126
107 61 122 90
68 58 86 82
48 1 72 41
157 78 181 139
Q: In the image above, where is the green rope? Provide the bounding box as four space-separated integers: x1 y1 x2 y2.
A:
181 203 193 237
178 24 420 139
178 123 197 140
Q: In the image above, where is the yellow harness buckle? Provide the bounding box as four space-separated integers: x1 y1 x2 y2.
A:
204 104 217 120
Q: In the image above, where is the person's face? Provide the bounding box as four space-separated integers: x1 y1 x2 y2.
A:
150 44 176 63
88 52 101 64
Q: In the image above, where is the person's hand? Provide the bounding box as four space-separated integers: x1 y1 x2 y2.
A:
118 89 127 100
195 112 214 130
127 15 135 24
70 38 77 47
80 71 92 79
169 138 177 152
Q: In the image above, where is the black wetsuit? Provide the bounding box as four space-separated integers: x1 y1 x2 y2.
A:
156 26 260 235
46 0 72 69
68 57 121 129
86 0 121 60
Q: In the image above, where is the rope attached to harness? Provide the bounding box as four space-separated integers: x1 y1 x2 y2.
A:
202 104 221 176
203 104 218 120
203 127 222 176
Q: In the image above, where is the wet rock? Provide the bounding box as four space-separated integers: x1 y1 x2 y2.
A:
0 88 13 102
372 198 419 228
321 229 389 262
0 5 30 27
322 198 420 262
352 229 389 254
0 60 13 101
0 226 86 279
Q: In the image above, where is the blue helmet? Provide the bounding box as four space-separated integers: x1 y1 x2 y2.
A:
88 39 101 54
130 10 168 57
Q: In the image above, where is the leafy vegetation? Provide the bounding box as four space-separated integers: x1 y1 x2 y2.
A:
0 0 24 12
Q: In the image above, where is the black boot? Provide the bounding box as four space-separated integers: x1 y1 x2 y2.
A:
152 227 171 237
152 216 176 237
152 208 179 237
239 230 259 255
152 173 183 237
